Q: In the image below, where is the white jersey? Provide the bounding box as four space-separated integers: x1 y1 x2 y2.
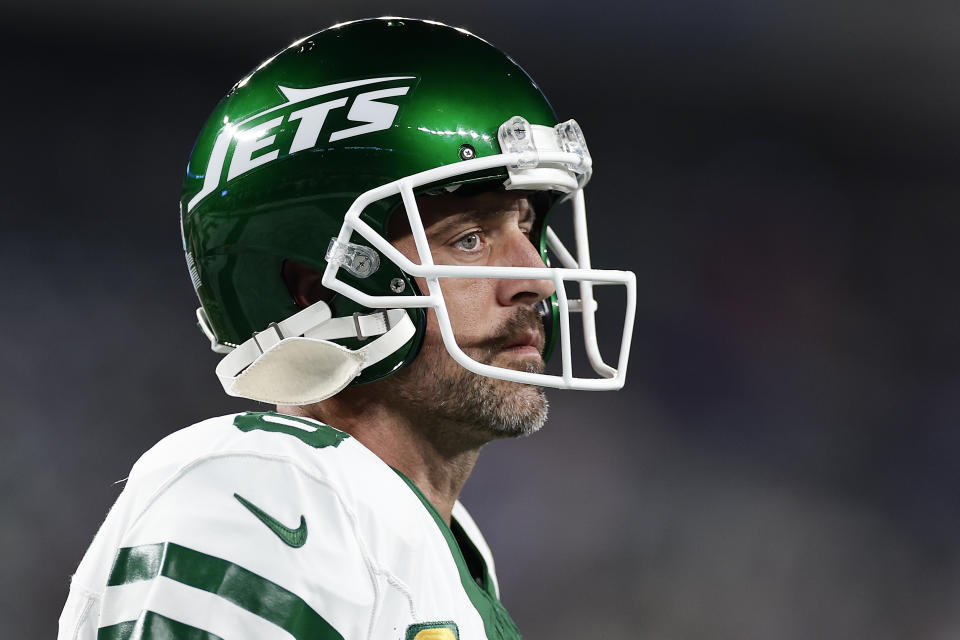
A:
58 412 521 640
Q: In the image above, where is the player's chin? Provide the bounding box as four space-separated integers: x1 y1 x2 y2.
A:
492 348 546 374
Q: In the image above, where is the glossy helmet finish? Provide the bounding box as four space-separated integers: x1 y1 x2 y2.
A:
181 18 636 404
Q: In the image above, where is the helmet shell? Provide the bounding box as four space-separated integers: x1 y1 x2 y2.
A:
181 18 559 384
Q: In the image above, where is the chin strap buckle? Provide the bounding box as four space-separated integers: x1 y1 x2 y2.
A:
353 309 391 341
252 322 285 354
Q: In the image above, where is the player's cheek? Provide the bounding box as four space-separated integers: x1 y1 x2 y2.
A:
456 280 497 337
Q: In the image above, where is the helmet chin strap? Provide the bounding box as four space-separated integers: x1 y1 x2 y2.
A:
214 300 416 405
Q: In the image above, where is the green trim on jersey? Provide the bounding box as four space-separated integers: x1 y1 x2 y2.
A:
233 411 349 448
106 542 343 640
451 518 494 594
393 470 522 640
98 611 225 640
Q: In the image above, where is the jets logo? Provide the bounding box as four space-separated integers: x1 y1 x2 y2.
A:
187 76 416 212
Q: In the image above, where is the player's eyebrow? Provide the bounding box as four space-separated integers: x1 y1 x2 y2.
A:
426 200 535 238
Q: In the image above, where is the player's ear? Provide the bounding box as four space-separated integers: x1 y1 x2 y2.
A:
282 259 334 309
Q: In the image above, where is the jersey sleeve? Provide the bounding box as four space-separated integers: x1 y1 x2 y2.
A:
86 452 377 640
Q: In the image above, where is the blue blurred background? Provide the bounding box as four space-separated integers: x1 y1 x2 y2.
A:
2 1 958 638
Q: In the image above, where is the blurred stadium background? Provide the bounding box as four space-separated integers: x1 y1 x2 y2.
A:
2 1 958 638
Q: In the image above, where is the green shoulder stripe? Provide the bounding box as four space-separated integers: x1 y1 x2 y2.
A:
233 411 350 449
108 544 164 586
106 542 343 640
97 620 135 640
98 612 223 640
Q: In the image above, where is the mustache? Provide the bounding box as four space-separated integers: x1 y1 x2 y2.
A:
479 308 546 354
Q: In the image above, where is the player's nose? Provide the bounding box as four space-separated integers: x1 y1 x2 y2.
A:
496 229 556 306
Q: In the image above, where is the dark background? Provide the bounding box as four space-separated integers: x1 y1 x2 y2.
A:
3 1 959 638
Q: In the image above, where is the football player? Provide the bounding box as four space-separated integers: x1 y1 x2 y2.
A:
59 18 635 640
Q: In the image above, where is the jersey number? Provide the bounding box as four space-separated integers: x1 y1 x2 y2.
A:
233 412 349 449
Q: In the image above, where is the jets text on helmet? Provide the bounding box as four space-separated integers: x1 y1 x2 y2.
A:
187 76 416 212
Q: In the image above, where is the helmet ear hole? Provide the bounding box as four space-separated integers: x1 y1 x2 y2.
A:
282 259 336 309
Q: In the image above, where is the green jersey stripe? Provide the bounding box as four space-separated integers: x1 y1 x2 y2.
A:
106 542 343 640
108 544 165 586
99 611 224 640
97 620 135 640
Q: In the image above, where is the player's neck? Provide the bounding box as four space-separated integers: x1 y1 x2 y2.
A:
277 393 485 525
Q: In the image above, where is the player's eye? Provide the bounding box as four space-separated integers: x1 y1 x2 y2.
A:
454 232 482 252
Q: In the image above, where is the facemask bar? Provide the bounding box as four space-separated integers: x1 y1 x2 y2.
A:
321 147 636 391
545 191 617 379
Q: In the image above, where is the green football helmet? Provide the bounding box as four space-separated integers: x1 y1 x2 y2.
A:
181 17 636 404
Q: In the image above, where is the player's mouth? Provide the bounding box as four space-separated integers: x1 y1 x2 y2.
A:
500 329 545 357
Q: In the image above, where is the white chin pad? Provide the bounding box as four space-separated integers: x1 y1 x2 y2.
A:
230 337 366 405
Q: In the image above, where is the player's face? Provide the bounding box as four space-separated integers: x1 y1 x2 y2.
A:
388 190 555 440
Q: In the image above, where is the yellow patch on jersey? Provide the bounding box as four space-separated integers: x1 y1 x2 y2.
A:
405 621 459 640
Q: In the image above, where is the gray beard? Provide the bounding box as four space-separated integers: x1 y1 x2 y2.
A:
391 316 550 444
409 357 548 439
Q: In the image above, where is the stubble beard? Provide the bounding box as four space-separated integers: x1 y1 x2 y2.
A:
392 311 550 444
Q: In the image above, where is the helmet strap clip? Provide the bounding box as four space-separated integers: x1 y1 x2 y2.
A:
252 322 285 354
353 309 390 341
